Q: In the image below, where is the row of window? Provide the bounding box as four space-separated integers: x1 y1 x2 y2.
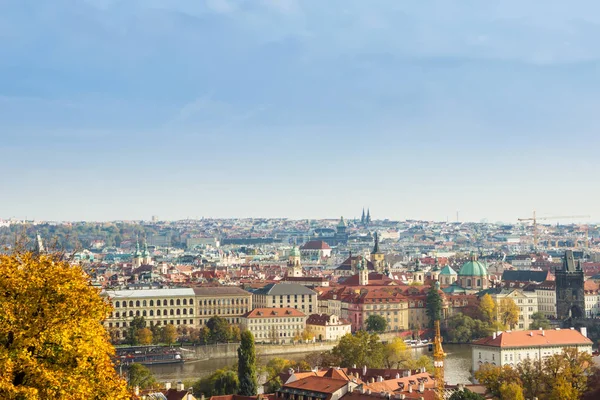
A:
249 317 304 323
108 319 195 328
251 325 303 331
111 308 195 318
114 298 194 307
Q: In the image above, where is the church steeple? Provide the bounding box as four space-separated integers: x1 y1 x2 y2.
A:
370 232 385 272
366 208 371 225
361 208 366 225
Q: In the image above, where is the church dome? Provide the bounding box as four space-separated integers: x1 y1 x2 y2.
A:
290 246 301 257
458 257 488 277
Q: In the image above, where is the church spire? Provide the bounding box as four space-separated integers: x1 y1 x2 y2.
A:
366 208 371 224
371 231 381 254
361 208 366 224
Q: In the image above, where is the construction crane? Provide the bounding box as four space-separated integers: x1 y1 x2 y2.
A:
433 319 446 399
517 211 590 248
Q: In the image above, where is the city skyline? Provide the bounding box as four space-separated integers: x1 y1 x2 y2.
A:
1 1 600 221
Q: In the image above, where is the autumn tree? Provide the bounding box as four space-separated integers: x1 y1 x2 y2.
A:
127 316 146 345
207 316 231 343
425 284 443 328
383 337 411 368
162 324 177 346
193 367 239 397
127 363 156 389
0 251 130 399
135 328 153 345
366 315 387 333
498 298 519 329
474 364 521 398
499 382 524 400
478 294 496 323
238 330 258 396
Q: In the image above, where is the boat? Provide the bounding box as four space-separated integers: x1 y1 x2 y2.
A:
115 346 185 366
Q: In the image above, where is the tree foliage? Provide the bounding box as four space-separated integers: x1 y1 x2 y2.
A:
498 298 519 329
425 285 443 328
478 294 496 324
365 315 387 333
331 331 385 368
162 324 177 345
475 348 596 400
237 330 258 396
135 328 153 345
499 381 524 400
383 337 411 368
530 312 551 330
444 313 490 343
448 389 485 400
193 368 239 397
206 316 232 343
127 363 156 389
0 251 130 399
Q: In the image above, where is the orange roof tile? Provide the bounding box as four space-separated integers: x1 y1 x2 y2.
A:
472 328 592 348
243 307 306 319
282 376 349 393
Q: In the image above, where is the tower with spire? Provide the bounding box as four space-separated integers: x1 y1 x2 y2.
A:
133 239 142 267
361 208 366 225
366 208 371 225
358 256 369 286
370 231 385 272
142 240 152 265
287 246 302 277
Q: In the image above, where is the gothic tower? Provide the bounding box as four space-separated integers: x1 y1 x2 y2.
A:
370 232 385 272
556 250 585 320
133 240 142 267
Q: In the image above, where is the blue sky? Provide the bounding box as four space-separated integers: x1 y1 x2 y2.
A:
1 0 599 222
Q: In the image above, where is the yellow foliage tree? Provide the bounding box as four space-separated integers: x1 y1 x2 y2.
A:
383 337 411 368
498 298 519 329
135 328 153 345
163 324 178 345
0 251 130 399
478 294 496 324
499 381 524 400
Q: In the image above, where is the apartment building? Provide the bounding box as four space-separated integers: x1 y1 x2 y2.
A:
193 287 252 325
241 307 307 344
252 283 318 315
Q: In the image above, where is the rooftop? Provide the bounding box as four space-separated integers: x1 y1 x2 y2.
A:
472 328 592 348
103 288 195 298
243 307 306 319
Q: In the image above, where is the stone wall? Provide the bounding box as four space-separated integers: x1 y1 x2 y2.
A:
182 342 335 361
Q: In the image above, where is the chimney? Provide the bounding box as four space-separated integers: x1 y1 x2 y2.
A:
177 381 184 391
395 373 400 379
542 330 545 336
581 327 588 338
457 384 464 391
421 367 426 373
370 378 375 384
492 332 497 339
408 385 412 393
165 382 171 390
418 383 424 393
367 389 372 395
406 370 411 377
377 376 384 382
353 364 357 368
134 386 140 396
363 365 368 376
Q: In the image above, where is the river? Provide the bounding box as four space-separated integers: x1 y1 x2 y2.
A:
146 344 473 385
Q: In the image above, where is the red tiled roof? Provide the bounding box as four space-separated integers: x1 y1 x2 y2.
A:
282 376 348 393
472 329 592 348
243 307 306 318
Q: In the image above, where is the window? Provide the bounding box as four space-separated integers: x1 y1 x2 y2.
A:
129 301 133 307
156 300 161 306
136 300 140 307
150 310 154 316
149 300 154 306
136 310 140 316
142 310 147 317
143 300 147 307
115 301 120 308
170 309 174 315
157 310 161 316
177 299 181 306
170 299 174 306
177 309 181 315
115 312 120 318
129 311 133 317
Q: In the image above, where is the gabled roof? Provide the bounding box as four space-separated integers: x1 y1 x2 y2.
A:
243 307 306 319
193 286 252 296
439 266 457 276
281 376 349 394
253 283 317 296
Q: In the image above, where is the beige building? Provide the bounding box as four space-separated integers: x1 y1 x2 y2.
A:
472 328 592 373
535 281 556 318
306 313 351 341
252 283 317 315
103 288 197 340
193 287 252 325
241 307 307 344
487 287 539 330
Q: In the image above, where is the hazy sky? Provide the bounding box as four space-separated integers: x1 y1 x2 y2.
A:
1 0 599 222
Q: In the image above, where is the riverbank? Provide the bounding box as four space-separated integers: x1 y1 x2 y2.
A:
181 341 337 361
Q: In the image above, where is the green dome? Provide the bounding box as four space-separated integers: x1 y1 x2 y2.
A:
290 246 301 257
458 259 488 277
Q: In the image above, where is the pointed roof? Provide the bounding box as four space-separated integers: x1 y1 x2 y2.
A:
337 216 347 228
439 265 457 276
371 232 382 254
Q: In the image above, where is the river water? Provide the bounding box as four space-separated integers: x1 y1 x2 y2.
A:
146 344 473 385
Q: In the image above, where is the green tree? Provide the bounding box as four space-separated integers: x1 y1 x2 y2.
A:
162 324 177 346
530 312 551 330
0 251 130 399
445 313 490 343
426 284 443 328
150 324 163 344
127 363 156 389
499 381 525 400
448 389 485 400
264 376 283 393
238 330 258 396
498 298 519 329
366 315 387 333
478 294 496 323
207 316 232 343
516 358 545 400
402 355 434 374
474 364 521 398
331 331 385 368
193 368 239 397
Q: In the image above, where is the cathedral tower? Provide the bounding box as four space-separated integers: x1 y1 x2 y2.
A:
287 246 302 277
358 256 369 286
370 232 385 272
